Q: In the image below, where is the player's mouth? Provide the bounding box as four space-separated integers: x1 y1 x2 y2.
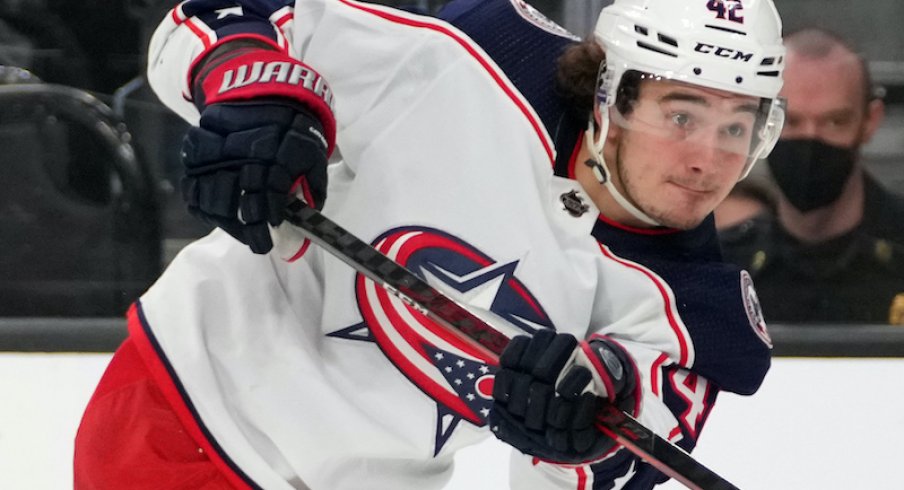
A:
668 181 713 196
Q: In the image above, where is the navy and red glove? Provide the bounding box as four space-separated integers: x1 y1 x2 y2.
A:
490 329 639 464
181 39 336 254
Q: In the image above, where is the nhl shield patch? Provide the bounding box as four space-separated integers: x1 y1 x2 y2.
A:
560 189 589 217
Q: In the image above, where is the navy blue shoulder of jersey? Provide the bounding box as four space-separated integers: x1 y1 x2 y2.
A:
438 0 584 172
592 215 772 395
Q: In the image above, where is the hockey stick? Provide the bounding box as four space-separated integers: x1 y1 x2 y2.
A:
284 204 739 490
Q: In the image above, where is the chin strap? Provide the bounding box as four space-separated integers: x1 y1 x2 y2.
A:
583 120 660 227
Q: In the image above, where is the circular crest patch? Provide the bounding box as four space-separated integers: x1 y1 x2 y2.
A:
353 226 553 430
740 270 771 348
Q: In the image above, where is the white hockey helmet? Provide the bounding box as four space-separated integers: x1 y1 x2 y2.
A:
592 0 786 179
596 0 785 98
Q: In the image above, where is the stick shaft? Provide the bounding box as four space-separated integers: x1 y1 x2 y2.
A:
285 205 739 490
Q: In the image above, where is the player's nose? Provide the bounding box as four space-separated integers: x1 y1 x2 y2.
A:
683 132 723 174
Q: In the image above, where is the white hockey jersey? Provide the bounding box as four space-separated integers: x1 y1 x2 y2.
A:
140 1 771 489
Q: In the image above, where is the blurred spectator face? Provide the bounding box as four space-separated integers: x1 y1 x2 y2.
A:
768 43 885 212
780 47 879 148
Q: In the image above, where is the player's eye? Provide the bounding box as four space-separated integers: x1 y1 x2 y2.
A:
724 123 747 138
670 112 692 128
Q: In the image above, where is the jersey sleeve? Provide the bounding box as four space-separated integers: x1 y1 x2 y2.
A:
512 221 772 487
146 0 296 124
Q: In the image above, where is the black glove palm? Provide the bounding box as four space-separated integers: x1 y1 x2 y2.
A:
181 101 328 254
490 329 636 464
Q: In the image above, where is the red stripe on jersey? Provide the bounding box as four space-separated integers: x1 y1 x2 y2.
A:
596 244 691 366
171 3 187 24
566 131 585 179
272 6 293 51
274 11 293 27
528 458 593 488
575 465 589 489
651 352 669 396
184 18 213 48
596 212 680 236
580 341 616 402
336 0 555 164
126 303 257 490
286 238 312 262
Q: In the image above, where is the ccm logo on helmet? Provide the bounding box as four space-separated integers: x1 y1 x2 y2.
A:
218 61 334 107
694 43 753 62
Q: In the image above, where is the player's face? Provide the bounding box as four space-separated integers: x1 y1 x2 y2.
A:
607 80 760 230
780 49 870 148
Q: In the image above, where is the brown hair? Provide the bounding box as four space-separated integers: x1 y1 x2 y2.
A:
555 38 604 122
555 38 644 123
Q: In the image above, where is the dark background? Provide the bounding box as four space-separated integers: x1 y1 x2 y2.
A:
0 0 901 321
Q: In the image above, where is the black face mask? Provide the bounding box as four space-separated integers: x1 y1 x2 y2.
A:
766 139 857 212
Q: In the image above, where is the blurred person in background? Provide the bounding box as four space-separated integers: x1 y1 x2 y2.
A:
720 27 904 324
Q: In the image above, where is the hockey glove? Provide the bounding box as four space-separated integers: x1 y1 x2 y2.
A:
490 329 638 464
181 41 336 254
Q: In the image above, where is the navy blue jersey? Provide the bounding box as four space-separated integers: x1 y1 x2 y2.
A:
439 0 586 174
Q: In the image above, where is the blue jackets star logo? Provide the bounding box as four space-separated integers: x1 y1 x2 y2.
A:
328 226 554 455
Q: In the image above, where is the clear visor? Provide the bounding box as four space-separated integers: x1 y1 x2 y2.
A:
602 72 785 168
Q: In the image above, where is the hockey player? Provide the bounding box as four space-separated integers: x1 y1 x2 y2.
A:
74 0 784 488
